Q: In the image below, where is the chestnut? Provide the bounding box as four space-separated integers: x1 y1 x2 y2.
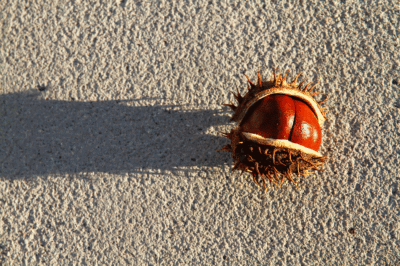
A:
219 68 328 190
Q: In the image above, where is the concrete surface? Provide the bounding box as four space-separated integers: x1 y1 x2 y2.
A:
1 0 399 265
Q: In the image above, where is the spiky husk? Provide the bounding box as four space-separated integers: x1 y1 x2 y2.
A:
219 68 328 190
219 128 328 190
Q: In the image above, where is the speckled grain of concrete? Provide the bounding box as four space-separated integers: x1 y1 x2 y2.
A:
1 0 399 265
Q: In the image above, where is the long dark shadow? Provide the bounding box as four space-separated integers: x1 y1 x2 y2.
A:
0 92 232 180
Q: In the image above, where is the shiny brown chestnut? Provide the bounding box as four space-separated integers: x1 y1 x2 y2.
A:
219 68 328 190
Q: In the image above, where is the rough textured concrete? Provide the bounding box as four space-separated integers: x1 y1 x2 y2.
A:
1 0 399 265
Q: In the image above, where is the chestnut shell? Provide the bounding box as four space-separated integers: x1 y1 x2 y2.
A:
240 94 322 152
219 68 328 190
